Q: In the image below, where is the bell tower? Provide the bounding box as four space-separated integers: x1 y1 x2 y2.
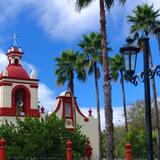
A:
0 35 40 122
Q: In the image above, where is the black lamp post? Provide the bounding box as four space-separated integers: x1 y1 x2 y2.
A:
120 36 154 160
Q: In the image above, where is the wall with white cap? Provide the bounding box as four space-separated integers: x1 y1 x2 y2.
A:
76 109 99 157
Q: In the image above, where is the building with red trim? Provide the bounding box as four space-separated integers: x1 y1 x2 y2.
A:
0 45 43 123
53 91 100 157
0 43 99 157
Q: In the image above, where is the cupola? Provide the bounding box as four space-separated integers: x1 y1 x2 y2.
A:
0 34 40 118
2 34 30 80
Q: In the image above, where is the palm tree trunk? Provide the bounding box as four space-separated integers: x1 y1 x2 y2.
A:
93 62 102 159
68 72 74 95
99 0 114 159
120 71 128 132
148 43 160 160
68 73 77 127
156 34 160 56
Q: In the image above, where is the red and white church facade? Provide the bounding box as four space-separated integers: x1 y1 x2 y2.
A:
0 45 42 123
53 91 100 157
0 44 100 157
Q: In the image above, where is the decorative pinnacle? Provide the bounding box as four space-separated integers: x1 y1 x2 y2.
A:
10 33 19 47
88 108 92 116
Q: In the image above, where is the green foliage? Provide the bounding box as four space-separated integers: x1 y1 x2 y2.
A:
127 100 146 129
127 3 160 35
101 127 127 158
126 127 147 158
75 0 126 11
54 50 86 93
101 100 159 159
110 54 124 82
114 127 127 158
0 114 88 158
127 100 157 158
79 32 102 77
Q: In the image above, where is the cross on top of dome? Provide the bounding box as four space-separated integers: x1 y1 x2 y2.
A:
10 33 19 47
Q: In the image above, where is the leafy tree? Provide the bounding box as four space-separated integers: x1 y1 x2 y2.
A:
79 32 102 158
127 100 157 159
128 3 160 158
127 100 145 128
101 100 158 159
110 54 128 132
0 115 88 159
73 0 126 158
55 50 86 95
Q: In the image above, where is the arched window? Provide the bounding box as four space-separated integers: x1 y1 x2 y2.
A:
65 103 71 118
15 59 19 66
15 88 25 115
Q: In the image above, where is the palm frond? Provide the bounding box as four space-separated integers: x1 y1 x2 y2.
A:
127 3 160 35
75 0 94 11
105 0 126 10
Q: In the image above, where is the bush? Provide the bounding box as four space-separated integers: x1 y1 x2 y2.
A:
0 114 88 158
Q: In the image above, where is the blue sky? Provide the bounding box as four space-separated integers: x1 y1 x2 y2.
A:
0 0 160 127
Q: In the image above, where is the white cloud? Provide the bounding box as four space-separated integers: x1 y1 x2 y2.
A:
0 0 160 41
0 0 99 41
0 50 8 71
23 61 37 77
34 0 99 41
38 83 56 112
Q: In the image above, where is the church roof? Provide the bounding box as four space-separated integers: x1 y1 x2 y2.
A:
0 45 30 80
2 65 30 79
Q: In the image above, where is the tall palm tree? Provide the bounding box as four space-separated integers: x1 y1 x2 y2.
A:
74 1 126 159
79 32 102 159
128 4 160 159
110 54 128 132
154 21 160 56
55 49 86 95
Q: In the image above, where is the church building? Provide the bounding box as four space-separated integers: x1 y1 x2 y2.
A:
0 40 100 157
53 91 99 157
0 44 41 123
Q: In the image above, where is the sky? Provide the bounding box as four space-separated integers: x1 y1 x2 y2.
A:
0 0 160 128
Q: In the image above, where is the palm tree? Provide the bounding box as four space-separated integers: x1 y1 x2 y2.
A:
55 49 86 95
128 4 160 159
55 50 86 127
79 32 102 159
154 21 160 56
74 1 126 159
110 54 128 132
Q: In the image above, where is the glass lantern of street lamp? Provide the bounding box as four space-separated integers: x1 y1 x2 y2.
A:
120 36 140 76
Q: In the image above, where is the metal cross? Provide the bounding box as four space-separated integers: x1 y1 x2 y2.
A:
10 33 19 47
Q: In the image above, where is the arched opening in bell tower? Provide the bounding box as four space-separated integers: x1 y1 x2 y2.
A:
15 88 25 115
12 85 31 116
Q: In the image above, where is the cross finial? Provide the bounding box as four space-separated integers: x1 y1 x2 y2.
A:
10 33 19 47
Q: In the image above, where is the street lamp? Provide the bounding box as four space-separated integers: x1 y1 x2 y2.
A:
120 36 140 76
120 35 154 160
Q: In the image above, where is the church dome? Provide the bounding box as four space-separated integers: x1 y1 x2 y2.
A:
4 65 30 79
